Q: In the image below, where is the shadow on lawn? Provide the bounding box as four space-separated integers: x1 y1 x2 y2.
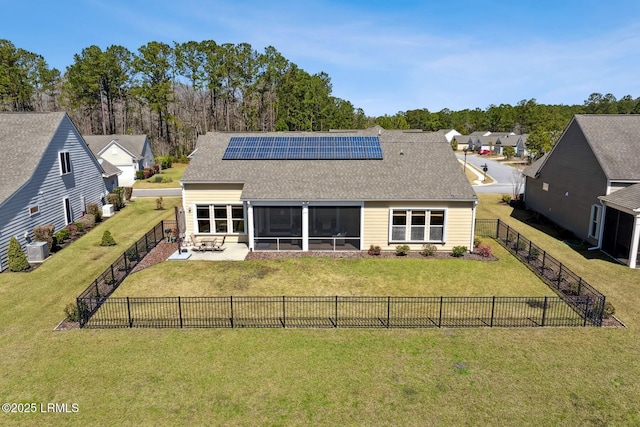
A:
508 206 621 265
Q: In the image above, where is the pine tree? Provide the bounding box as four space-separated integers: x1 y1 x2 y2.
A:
100 230 116 246
7 236 30 272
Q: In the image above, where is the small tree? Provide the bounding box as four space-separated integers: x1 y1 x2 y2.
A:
100 230 116 246
450 138 458 151
7 236 30 271
503 146 516 159
156 196 164 210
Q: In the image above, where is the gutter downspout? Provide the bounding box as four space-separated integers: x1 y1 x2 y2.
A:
470 199 478 251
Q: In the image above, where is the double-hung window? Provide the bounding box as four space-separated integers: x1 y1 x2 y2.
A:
195 204 245 234
59 151 71 175
390 209 446 243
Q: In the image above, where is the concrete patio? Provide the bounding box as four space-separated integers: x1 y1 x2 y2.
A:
168 243 250 261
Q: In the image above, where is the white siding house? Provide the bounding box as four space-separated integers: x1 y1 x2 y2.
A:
0 113 108 271
84 135 155 186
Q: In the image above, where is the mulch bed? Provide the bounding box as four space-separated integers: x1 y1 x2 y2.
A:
130 241 179 273
246 250 495 261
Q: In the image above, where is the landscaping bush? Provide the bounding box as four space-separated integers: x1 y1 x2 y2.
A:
33 224 55 252
77 213 96 230
123 187 133 201
54 229 70 245
156 196 164 210
515 240 528 252
64 302 79 322
153 164 160 174
73 221 83 232
473 236 482 248
475 243 493 258
86 202 102 222
604 301 616 319
100 230 116 246
421 244 437 256
501 194 512 204
143 167 154 179
7 236 30 272
156 155 173 169
135 170 145 180
452 246 467 257
65 224 79 238
395 245 410 256
126 247 139 263
367 245 381 256
107 193 121 210
154 175 163 183
528 247 541 261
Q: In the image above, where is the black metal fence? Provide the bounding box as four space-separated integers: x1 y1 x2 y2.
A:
81 295 595 329
77 219 176 327
475 219 606 326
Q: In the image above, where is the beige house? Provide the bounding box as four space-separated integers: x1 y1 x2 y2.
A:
181 127 477 252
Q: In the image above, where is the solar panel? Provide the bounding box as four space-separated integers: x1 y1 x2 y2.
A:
222 136 383 160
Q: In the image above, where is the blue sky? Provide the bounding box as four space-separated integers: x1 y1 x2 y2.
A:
4 0 640 116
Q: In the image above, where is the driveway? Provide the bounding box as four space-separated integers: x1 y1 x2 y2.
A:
456 153 524 194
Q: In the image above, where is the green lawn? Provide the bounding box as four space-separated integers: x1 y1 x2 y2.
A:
1 194 639 426
132 163 187 188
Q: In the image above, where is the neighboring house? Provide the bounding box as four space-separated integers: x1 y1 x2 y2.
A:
96 157 122 192
523 115 640 268
84 135 155 187
181 127 478 252
0 112 108 271
439 129 462 147
494 134 528 157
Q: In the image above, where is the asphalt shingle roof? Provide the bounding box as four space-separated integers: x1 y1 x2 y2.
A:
183 128 476 201
0 112 67 205
574 115 640 181
599 183 640 211
83 134 148 159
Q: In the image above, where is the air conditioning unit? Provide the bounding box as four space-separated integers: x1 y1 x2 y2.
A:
27 241 49 262
102 204 114 217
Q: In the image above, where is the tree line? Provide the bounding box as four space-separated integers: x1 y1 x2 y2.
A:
2 38 640 157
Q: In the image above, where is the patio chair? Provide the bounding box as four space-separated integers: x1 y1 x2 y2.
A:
213 235 226 251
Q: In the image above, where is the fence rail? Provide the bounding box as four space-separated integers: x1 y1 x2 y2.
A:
79 295 596 329
77 219 176 327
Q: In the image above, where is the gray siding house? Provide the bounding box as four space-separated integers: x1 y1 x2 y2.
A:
0 113 108 271
523 115 640 268
84 135 155 187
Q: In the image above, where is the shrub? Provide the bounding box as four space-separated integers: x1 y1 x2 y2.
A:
154 175 163 183
126 247 139 262
123 187 133 201
77 213 96 230
501 194 512 204
452 246 467 257
153 164 160 174
395 245 410 256
7 236 30 271
143 167 154 179
112 187 125 209
65 224 79 238
603 301 615 319
86 202 102 222
100 230 116 246
421 244 437 256
528 247 541 261
73 221 83 232
136 170 145 180
54 229 70 245
64 302 79 322
107 193 121 210
367 245 381 256
33 224 55 252
515 240 527 252
156 155 174 169
473 236 482 248
156 196 164 210
475 243 493 258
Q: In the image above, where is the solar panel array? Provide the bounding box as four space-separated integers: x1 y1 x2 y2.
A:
222 136 384 160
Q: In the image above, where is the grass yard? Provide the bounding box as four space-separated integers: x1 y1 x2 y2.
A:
132 163 187 188
1 193 639 426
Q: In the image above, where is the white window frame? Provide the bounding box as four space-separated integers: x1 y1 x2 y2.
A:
28 205 40 216
59 151 71 175
388 208 447 243
588 204 602 239
194 203 245 235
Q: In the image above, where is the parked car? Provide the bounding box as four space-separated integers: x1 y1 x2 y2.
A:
478 149 492 155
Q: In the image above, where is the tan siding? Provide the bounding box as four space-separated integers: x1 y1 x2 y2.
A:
363 201 474 251
182 184 247 243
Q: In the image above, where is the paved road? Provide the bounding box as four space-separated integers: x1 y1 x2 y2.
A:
456 153 523 194
131 188 182 198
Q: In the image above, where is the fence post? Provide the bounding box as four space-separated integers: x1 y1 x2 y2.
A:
127 297 132 328
282 295 286 328
490 296 496 327
583 296 590 327
145 233 150 253
541 296 547 327
557 263 564 285
438 296 443 328
516 234 520 254
599 296 606 327
178 296 183 328
528 241 532 264
387 296 391 329
334 296 338 328
230 296 234 328
506 225 510 244
123 251 129 272
495 219 500 239
541 251 546 274
94 280 100 298
110 264 116 287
